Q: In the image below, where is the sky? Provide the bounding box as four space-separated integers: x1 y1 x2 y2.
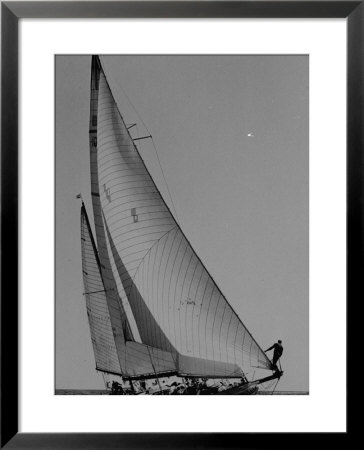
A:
55 55 308 392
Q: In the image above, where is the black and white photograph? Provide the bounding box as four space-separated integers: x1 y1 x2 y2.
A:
55 55 308 396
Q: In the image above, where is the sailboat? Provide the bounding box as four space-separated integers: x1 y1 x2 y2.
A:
80 55 283 395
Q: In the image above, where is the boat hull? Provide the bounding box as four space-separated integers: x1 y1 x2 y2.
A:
216 383 259 395
109 382 259 395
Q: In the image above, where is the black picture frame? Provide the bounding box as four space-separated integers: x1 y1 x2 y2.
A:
1 1 355 448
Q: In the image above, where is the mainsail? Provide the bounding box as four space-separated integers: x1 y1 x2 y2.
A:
84 55 273 380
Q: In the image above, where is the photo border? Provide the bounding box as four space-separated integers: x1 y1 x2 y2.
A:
1 1 356 447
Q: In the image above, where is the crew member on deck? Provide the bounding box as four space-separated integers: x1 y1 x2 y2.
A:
265 340 283 369
111 380 124 394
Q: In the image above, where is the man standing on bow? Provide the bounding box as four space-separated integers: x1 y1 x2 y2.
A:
265 340 283 370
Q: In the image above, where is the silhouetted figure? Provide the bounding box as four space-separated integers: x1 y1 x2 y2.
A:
240 374 248 384
111 380 124 394
265 340 283 369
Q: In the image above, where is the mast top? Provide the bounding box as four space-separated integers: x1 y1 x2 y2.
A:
92 55 101 68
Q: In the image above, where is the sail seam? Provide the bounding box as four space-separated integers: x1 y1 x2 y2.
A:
175 247 193 354
168 235 188 344
184 257 199 356
170 241 189 348
125 225 177 299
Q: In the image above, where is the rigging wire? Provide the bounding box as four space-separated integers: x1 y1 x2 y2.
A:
261 378 276 391
102 372 107 389
271 377 280 395
270 361 282 395
99 56 180 223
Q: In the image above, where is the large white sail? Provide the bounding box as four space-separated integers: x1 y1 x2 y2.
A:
90 56 273 377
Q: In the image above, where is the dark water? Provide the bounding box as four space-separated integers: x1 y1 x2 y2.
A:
55 389 308 395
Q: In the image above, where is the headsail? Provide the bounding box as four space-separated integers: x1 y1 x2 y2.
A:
89 55 273 378
81 204 121 375
81 203 179 379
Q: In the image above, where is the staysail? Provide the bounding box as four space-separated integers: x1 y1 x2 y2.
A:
88 55 273 378
81 204 121 375
81 203 178 378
